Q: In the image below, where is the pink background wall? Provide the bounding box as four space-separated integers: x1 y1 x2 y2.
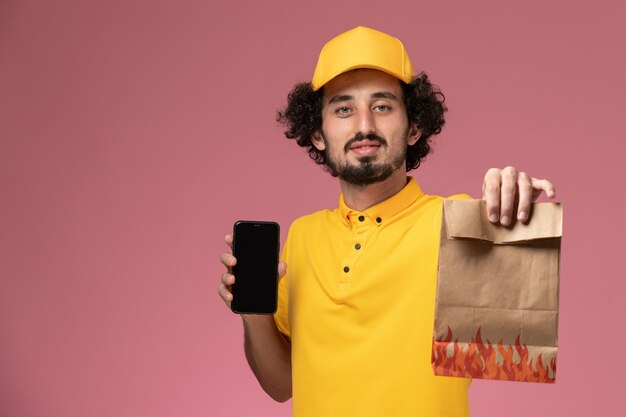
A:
1 0 624 416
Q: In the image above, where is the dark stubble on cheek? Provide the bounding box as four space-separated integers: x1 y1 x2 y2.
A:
322 131 409 186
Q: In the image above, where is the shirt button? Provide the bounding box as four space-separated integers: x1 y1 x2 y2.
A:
376 217 382 223
343 266 350 273
358 215 365 222
355 243 361 250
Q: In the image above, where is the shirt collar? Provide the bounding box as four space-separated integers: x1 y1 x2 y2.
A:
338 177 424 227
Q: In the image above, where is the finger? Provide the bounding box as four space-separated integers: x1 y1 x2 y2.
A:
531 178 556 200
482 168 502 223
499 166 518 226
218 283 233 305
220 252 237 270
221 272 235 286
278 261 287 279
224 233 233 249
516 172 533 223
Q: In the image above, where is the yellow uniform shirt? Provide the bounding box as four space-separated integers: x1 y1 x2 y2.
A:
275 177 471 417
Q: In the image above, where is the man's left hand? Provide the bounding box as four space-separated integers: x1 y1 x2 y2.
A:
482 166 556 226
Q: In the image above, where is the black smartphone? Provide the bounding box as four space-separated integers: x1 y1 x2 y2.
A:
231 220 280 314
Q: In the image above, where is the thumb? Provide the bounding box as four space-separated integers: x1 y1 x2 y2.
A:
278 261 287 279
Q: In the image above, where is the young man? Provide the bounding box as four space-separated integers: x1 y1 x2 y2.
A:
218 27 555 417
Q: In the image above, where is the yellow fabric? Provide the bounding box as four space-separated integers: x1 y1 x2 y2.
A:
311 26 414 91
275 177 472 417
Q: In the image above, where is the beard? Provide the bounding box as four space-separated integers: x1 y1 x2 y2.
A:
323 132 408 186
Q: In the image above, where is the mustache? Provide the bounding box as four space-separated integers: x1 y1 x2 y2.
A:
343 133 388 153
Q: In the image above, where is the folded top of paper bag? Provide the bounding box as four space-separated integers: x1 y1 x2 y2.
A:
444 200 562 244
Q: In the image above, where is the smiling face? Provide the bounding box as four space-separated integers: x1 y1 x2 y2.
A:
312 69 420 186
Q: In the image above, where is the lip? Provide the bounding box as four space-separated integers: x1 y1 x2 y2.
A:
349 140 381 157
349 140 381 150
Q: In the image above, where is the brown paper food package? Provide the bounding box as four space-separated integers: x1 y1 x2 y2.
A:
432 200 562 383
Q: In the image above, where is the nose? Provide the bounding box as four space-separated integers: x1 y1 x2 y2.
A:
355 108 376 136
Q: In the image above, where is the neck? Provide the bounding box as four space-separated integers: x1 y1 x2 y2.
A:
339 168 409 211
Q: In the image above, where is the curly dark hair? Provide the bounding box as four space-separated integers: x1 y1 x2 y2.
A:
276 72 446 171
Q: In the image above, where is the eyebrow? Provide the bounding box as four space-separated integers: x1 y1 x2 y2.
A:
372 91 398 100
328 95 353 105
327 91 399 105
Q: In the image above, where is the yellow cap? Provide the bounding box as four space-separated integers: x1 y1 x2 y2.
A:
311 26 414 91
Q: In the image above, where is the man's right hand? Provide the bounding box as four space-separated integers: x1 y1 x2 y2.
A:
217 233 292 402
218 233 287 310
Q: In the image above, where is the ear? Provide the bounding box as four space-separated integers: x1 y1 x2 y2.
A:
407 123 421 146
311 131 326 151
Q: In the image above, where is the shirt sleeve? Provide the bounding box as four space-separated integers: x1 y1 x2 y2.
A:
273 223 292 339
447 193 473 201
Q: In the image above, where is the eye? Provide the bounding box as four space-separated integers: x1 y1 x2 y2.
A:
374 104 391 112
335 106 352 115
